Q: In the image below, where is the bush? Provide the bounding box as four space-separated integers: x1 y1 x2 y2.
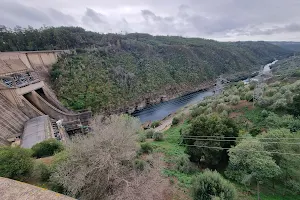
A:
153 132 164 141
151 121 160 128
230 95 240 105
245 91 253 101
0 147 33 180
145 129 155 139
216 103 229 113
133 159 146 171
175 155 197 174
261 110 269 118
249 127 261 136
192 170 237 200
32 162 51 182
138 133 146 142
32 139 64 158
140 143 153 154
191 106 206 117
172 117 180 125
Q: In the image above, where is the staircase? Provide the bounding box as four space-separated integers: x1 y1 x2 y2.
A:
50 119 61 140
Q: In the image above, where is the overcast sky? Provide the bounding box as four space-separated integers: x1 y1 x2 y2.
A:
1 0 300 41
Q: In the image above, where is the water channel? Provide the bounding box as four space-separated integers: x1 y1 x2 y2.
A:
132 60 278 123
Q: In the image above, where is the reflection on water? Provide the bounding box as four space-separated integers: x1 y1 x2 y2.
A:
132 90 214 123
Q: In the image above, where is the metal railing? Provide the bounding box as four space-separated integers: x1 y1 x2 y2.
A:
0 71 40 89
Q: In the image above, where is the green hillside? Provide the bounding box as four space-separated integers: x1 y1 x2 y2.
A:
0 27 292 113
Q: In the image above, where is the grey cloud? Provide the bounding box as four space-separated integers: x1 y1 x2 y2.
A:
233 23 300 36
84 8 105 24
1 0 300 41
48 8 77 26
0 1 51 27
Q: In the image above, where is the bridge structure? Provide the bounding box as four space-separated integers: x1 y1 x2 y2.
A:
0 50 92 145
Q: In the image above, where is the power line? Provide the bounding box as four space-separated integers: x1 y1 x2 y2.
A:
184 144 300 156
165 135 300 140
180 137 300 145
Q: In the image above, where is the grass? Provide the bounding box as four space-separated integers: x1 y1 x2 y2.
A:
149 120 300 200
151 122 199 189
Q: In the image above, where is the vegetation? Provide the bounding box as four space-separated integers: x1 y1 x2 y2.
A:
151 121 160 128
31 139 64 158
0 147 33 180
0 26 291 112
147 56 300 199
50 115 141 200
140 143 153 154
145 129 155 138
184 114 238 168
191 170 237 200
152 131 164 141
172 117 180 125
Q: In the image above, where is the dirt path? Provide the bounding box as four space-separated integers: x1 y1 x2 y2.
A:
154 104 194 132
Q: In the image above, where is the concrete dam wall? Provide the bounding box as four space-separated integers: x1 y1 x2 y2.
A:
0 50 91 145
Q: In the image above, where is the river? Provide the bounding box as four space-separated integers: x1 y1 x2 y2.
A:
132 60 278 123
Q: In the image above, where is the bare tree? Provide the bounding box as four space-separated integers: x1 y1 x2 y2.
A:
50 115 141 200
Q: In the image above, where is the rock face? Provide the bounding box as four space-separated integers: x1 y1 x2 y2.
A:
126 80 214 114
0 177 75 200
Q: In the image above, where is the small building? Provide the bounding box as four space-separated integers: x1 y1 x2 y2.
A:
21 115 54 148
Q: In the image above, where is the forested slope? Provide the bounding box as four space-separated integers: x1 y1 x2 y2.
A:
0 26 292 113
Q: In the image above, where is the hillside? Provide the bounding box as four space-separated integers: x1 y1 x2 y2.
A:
0 27 293 113
270 41 300 52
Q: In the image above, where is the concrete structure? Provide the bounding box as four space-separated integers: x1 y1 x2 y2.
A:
0 50 91 145
21 115 53 148
0 177 75 200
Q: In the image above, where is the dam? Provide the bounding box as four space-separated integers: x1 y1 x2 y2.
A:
0 50 91 145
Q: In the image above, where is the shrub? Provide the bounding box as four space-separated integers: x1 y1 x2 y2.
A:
138 133 146 142
230 95 240 105
140 143 153 154
133 159 146 171
249 127 261 136
176 155 197 174
265 88 277 97
249 81 257 90
153 132 164 141
261 110 269 118
220 110 229 118
205 107 213 114
191 106 206 117
0 147 33 180
285 179 300 194
192 170 237 200
172 117 180 125
216 103 229 113
145 129 155 139
32 162 51 182
32 139 64 158
151 121 160 128
245 91 253 101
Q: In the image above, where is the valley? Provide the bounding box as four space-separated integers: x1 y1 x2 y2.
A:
0 26 300 200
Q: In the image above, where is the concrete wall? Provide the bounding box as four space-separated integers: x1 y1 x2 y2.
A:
0 94 29 144
0 50 67 76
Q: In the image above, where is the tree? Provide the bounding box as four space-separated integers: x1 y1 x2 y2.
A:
0 147 33 180
50 115 141 200
31 138 64 158
287 94 300 117
226 138 281 198
260 129 300 192
184 114 238 168
192 170 237 200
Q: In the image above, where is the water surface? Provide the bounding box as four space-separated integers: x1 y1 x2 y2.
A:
132 90 213 123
